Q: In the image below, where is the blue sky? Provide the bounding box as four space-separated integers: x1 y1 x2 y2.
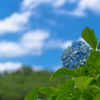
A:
0 0 100 72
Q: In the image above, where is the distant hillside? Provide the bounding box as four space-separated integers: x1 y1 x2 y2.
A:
0 66 66 100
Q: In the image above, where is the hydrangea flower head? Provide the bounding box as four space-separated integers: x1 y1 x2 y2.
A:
61 41 91 69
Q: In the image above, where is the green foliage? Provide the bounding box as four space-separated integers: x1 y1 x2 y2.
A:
24 27 100 100
74 76 94 93
97 42 100 50
49 68 78 80
93 92 100 100
0 66 66 100
39 87 56 95
25 87 39 100
81 27 98 50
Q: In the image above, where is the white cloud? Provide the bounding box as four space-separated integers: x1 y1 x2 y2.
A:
0 29 95 58
0 62 22 72
54 9 86 17
53 64 62 72
53 0 67 7
20 30 49 55
0 42 26 57
75 0 100 15
62 37 94 50
0 12 31 34
21 0 78 10
68 0 77 3
21 0 51 10
0 30 49 57
60 40 73 49
21 0 68 10
46 36 92 50
53 0 76 7
0 62 45 73
45 20 56 25
0 0 78 36
57 0 100 16
32 65 45 72
46 39 73 49
21 30 49 42
0 62 46 73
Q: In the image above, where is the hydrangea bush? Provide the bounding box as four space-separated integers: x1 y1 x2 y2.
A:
24 27 100 100
61 41 91 69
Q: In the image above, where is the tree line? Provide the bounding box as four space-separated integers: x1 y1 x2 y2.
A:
0 66 66 100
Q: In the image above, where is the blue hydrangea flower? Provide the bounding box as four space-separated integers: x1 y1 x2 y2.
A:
61 41 91 69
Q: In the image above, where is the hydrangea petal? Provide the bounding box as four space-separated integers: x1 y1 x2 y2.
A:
61 41 91 69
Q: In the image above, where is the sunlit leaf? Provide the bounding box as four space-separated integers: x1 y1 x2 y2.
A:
81 27 98 50
97 42 100 50
24 87 39 100
39 87 56 95
49 68 78 80
81 56 90 76
74 76 94 93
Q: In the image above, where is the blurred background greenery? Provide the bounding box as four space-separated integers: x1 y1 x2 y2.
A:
0 66 66 100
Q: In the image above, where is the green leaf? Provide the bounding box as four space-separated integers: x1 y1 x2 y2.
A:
85 70 96 77
95 65 100 74
90 51 100 67
51 95 57 100
51 90 63 96
77 66 84 76
56 82 62 89
87 64 95 71
24 87 39 100
87 85 100 91
81 27 98 50
81 56 90 76
82 91 93 100
93 92 100 100
72 88 82 99
82 77 94 90
56 89 78 100
73 67 78 73
49 68 78 80
64 96 74 100
61 77 74 91
97 42 100 50
39 87 56 95
50 78 75 96
47 98 51 100
79 96 86 100
74 76 94 93
95 74 100 87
